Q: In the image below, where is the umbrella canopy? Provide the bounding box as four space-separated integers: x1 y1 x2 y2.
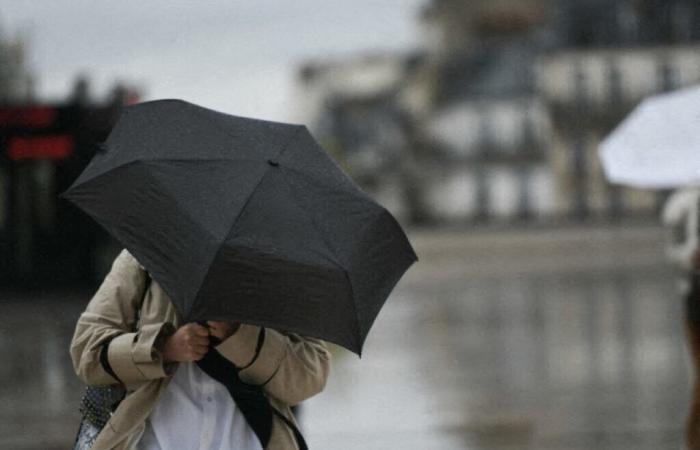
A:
599 84 700 188
61 99 417 355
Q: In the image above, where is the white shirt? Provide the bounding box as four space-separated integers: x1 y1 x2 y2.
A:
137 361 263 450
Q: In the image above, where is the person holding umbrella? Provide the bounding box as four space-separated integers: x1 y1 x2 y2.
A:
600 85 700 450
71 248 329 450
662 187 700 450
65 100 417 450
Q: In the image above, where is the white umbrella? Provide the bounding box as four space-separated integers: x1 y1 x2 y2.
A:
599 84 700 188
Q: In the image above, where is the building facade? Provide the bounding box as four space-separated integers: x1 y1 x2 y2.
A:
296 0 700 225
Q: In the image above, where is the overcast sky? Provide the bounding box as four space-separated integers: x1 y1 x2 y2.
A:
0 0 425 122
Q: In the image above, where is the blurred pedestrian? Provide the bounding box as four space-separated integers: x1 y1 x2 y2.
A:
70 248 330 450
662 187 700 450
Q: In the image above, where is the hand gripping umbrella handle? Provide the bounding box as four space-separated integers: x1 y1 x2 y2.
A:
196 320 222 347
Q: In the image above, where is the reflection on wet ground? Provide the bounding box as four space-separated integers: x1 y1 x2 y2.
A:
0 225 690 449
0 287 92 450
424 268 685 449
302 225 688 450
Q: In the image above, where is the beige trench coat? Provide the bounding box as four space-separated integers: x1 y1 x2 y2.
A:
70 249 331 450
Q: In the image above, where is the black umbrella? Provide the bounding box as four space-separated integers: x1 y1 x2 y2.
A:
60 99 417 355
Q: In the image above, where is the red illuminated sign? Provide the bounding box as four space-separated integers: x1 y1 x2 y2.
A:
7 135 75 161
0 107 58 129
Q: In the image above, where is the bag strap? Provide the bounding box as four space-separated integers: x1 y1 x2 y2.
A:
272 407 308 450
197 346 309 450
196 349 274 447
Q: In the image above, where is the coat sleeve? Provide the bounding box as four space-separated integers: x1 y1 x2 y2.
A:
215 324 331 406
69 249 176 387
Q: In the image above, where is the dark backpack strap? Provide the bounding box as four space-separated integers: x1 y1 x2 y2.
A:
196 349 274 448
196 350 310 450
272 407 308 450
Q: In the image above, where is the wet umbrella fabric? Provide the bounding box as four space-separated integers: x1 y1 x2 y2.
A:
60 99 417 355
599 84 700 188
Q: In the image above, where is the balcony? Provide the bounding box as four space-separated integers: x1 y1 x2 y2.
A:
536 45 700 126
422 97 550 162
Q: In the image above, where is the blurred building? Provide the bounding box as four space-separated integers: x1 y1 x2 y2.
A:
408 0 554 224
0 24 34 103
0 79 141 285
297 0 700 226
297 54 418 219
538 0 700 219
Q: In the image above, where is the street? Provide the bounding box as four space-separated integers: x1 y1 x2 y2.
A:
0 224 689 449
302 223 688 449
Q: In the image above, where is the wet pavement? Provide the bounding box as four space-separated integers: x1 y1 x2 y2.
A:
301 224 688 450
0 224 691 449
0 286 92 450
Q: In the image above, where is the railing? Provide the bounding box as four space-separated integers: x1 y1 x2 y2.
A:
537 46 700 123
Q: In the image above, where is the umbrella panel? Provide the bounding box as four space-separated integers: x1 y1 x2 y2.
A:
277 167 417 345
192 164 361 351
192 244 357 352
63 159 269 314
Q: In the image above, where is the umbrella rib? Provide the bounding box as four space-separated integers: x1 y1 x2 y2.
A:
341 270 362 354
274 163 370 199
272 126 305 160
136 157 262 163
191 130 305 316
65 157 263 191
277 167 362 349
189 101 244 140
225 128 306 236
189 100 300 140
276 170 349 272
190 166 273 318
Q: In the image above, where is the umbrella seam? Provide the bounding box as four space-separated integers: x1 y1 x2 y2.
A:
63 163 219 319
62 159 141 193
188 100 249 140
342 270 363 355
190 127 305 319
272 163 373 200
63 158 263 192
188 99 300 141
136 157 262 163
277 167 363 351
225 127 305 236
273 126 306 160
276 169 350 273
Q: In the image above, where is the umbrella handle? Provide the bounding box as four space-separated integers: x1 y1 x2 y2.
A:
196 320 222 347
